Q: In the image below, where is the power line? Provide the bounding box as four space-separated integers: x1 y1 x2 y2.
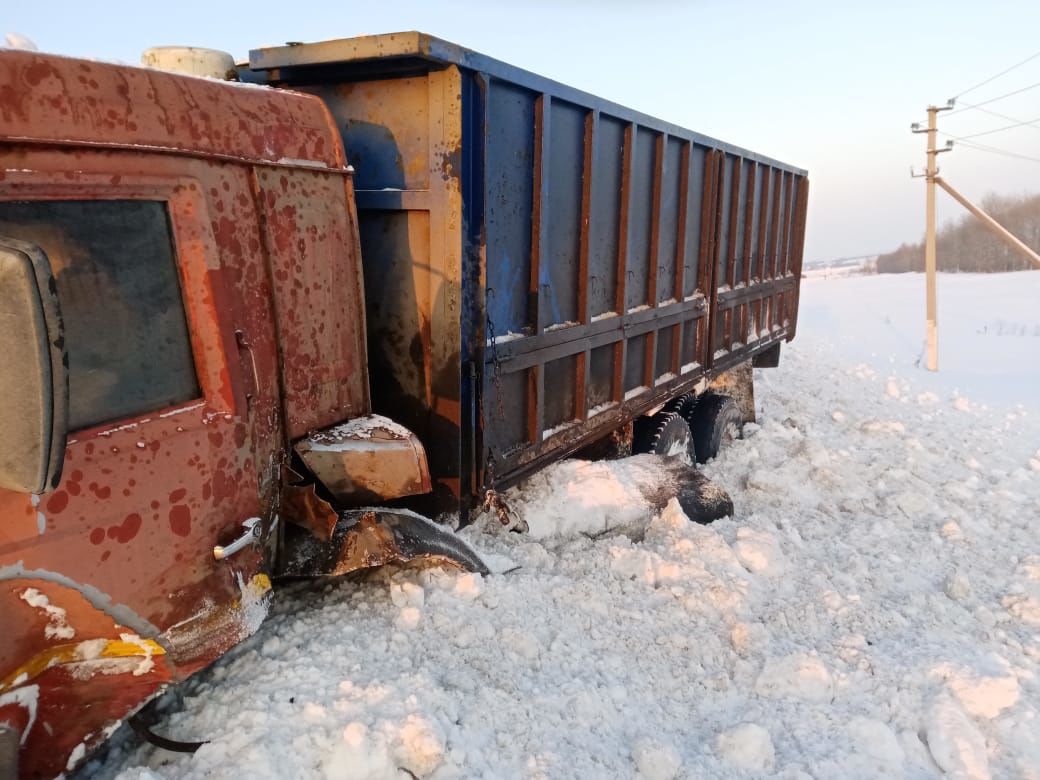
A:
945 80 1040 117
951 48 1040 100
938 132 1040 164
957 141 1040 164
942 102 1040 131
955 115 1040 139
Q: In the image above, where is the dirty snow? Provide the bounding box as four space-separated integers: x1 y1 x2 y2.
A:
85 271 1040 779
306 414 414 446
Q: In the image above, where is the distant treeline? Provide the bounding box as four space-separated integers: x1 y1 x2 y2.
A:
877 191 1040 273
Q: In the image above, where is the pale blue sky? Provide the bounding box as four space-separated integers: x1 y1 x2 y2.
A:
7 0 1040 262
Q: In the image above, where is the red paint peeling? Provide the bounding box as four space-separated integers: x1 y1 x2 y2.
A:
89 528 105 545
169 488 187 504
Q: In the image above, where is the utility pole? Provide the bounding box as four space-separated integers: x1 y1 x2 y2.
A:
912 102 953 371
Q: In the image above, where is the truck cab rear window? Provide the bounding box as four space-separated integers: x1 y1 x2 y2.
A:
0 200 199 430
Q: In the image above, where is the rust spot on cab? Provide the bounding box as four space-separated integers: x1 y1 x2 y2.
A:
168 505 191 537
107 513 142 543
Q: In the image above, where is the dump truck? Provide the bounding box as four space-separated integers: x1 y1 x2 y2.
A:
0 33 808 778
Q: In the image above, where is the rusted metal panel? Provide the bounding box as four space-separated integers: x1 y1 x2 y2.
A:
244 33 808 512
294 415 432 504
0 50 343 169
253 166 370 439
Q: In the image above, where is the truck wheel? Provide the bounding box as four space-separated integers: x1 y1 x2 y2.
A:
633 411 695 461
691 394 742 463
665 392 696 421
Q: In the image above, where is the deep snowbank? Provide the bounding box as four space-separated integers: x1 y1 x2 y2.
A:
87 273 1040 779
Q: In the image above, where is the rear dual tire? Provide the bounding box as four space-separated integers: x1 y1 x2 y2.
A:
689 394 742 463
632 410 695 461
633 393 742 463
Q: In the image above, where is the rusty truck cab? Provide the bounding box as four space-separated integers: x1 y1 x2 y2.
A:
0 51 391 777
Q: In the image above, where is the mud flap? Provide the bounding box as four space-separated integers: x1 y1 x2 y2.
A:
278 509 489 578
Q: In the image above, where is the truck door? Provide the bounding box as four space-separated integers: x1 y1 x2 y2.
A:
0 169 268 766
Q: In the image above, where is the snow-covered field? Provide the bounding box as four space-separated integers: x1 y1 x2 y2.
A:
87 272 1040 780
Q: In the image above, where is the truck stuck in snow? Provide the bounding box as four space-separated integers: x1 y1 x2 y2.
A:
0 33 807 777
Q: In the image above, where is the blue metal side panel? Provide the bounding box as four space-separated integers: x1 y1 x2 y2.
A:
544 100 583 330
626 126 655 312
485 79 535 338
589 116 625 318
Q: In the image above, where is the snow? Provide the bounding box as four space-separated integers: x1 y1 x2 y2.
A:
2 32 38 51
715 722 775 772
798 271 1040 406
305 415 412 446
586 400 617 418
20 587 75 640
624 385 649 400
486 330 526 346
544 320 578 332
85 271 1040 779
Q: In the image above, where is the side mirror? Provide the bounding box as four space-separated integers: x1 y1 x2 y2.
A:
0 237 68 494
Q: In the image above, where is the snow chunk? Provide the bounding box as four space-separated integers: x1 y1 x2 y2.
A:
1003 592 1040 626
924 695 991 780
755 653 833 701
496 456 670 538
631 738 682 780
716 723 775 772
732 527 786 576
860 419 905 434
394 607 422 630
322 722 397 780
846 717 905 768
389 580 425 609
932 657 1019 719
944 571 972 601
394 713 445 777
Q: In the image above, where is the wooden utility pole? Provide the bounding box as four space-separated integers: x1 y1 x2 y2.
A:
912 103 953 371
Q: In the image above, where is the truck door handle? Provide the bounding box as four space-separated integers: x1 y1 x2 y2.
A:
212 517 262 560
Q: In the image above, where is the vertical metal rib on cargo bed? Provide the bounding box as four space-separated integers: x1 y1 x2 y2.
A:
245 32 809 514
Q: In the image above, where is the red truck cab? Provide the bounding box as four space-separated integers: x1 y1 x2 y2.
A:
0 49 385 777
